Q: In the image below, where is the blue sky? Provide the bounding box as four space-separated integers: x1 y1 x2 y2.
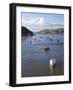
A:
21 12 64 32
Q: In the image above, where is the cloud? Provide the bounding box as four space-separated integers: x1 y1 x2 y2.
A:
31 17 48 25
22 17 48 26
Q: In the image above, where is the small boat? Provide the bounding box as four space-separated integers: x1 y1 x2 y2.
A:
49 58 56 67
49 38 53 41
44 47 50 51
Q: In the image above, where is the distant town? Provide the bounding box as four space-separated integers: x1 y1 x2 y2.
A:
22 26 64 36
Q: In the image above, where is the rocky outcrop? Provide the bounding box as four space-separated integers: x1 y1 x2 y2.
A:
22 26 33 36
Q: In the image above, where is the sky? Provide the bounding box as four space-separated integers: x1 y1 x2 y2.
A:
21 12 64 32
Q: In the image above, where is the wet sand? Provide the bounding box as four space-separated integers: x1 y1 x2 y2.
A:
22 62 64 77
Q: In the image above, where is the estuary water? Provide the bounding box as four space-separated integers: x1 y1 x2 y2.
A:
21 33 64 77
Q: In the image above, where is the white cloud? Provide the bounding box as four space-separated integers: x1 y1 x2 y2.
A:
31 17 47 25
22 17 48 26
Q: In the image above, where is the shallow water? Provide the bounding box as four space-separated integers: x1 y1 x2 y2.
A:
21 33 64 77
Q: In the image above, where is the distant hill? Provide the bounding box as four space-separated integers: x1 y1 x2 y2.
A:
37 28 64 34
21 26 33 36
